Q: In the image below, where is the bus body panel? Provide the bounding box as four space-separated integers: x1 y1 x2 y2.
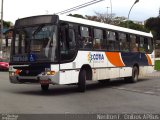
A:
9 15 155 90
59 70 79 84
9 51 155 85
119 67 132 78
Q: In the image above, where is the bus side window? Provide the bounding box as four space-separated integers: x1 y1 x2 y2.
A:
79 26 92 50
107 31 119 51
119 32 129 52
15 34 19 54
93 28 104 50
144 38 148 52
60 25 67 51
68 28 76 49
139 37 145 52
144 38 153 53
60 23 77 61
148 38 153 53
130 35 138 52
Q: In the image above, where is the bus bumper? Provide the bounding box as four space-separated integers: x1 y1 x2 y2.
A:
9 72 60 84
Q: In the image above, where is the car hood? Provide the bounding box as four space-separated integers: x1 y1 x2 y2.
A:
0 62 9 66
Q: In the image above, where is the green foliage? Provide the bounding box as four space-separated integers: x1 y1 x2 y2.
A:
119 21 149 32
1 20 12 28
4 21 11 28
85 15 103 22
145 17 160 40
155 60 160 71
67 13 149 33
68 14 85 19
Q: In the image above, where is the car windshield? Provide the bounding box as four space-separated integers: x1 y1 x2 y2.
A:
11 25 58 63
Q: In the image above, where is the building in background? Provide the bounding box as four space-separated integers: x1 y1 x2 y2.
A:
0 24 13 60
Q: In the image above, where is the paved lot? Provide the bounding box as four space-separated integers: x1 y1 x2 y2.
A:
0 71 160 114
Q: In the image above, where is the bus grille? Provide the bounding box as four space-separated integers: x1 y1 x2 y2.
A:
19 70 42 76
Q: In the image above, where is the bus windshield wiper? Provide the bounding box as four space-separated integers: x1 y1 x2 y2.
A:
32 24 44 36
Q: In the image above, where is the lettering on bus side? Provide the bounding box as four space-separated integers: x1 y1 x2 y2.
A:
12 56 28 62
88 52 104 63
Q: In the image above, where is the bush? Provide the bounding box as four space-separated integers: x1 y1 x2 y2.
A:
155 60 160 71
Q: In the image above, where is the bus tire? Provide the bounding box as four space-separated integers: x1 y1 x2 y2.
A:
78 69 86 92
41 84 49 91
125 66 139 83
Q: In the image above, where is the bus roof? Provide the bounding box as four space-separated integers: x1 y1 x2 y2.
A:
59 15 152 38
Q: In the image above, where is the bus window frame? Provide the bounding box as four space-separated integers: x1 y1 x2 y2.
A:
139 36 145 53
119 32 130 52
59 22 78 63
106 29 120 52
93 28 105 51
129 34 139 52
144 37 154 54
59 21 153 55
78 25 93 50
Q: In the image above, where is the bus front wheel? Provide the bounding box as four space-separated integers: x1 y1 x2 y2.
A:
41 84 49 91
78 69 86 92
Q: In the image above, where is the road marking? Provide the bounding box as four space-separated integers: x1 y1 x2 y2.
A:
112 87 159 96
144 91 155 94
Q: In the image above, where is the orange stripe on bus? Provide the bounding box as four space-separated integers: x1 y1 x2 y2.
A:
146 54 152 65
105 52 125 67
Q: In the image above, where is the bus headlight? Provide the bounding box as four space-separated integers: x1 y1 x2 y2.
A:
45 68 56 75
9 69 21 76
15 69 21 75
46 71 56 75
9 72 15 76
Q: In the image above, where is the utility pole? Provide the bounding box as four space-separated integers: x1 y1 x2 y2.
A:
110 0 112 21
127 0 139 28
106 6 110 18
0 0 4 58
159 8 160 18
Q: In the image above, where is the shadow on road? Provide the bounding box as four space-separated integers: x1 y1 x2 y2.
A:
9 78 151 96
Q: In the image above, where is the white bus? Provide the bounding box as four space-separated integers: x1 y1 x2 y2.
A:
9 15 154 92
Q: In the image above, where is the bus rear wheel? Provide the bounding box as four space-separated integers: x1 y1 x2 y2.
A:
78 69 86 92
125 66 139 83
41 84 49 91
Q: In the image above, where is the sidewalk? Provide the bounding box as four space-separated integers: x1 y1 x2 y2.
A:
140 71 160 78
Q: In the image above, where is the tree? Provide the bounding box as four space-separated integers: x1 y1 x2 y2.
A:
145 17 160 40
0 20 12 28
86 12 116 24
67 12 148 33
4 21 12 28
85 15 102 22
111 16 126 25
119 20 149 32
68 14 85 19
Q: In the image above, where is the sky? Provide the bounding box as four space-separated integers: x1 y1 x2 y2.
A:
1 0 160 23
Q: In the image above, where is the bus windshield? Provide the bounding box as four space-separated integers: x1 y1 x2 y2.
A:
10 25 58 63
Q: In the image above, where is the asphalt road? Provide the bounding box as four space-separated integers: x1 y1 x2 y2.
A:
0 71 160 114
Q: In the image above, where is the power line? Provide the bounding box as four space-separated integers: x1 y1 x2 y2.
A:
56 0 104 15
